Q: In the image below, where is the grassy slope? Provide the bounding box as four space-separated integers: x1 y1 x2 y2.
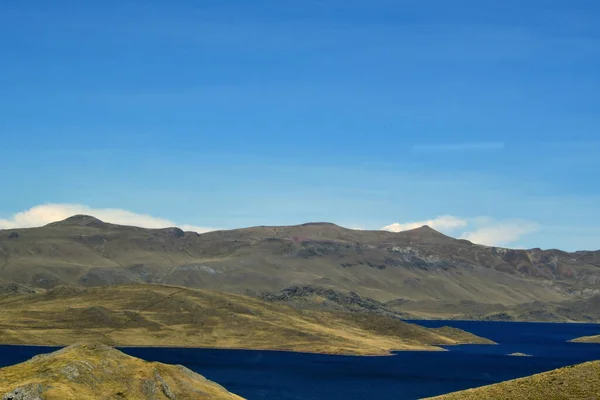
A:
0 284 493 355
426 361 600 400
0 343 243 400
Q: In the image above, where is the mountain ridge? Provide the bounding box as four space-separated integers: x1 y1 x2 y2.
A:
28 215 597 253
1 215 598 306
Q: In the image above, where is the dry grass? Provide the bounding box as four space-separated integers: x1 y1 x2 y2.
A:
425 361 600 400
0 284 493 355
0 343 244 399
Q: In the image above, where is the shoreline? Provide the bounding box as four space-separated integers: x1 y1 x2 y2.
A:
0 342 460 357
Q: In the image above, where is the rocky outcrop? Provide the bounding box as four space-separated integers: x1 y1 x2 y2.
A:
260 285 413 318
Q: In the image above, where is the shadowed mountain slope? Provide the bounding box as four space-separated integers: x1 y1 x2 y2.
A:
0 343 244 400
1 216 598 304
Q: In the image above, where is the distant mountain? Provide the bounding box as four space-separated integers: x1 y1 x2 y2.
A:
0 215 598 306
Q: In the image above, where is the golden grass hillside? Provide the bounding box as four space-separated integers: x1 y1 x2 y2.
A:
0 343 243 400
0 284 493 355
425 361 600 400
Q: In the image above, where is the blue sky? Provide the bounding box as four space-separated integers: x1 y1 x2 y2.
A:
1 1 599 250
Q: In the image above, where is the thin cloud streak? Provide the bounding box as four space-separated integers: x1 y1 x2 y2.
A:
412 142 505 152
382 215 468 232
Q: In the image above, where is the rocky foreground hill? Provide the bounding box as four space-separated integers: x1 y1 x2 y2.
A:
0 343 243 400
1 215 598 309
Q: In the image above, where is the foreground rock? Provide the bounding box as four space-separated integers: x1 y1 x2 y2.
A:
425 360 600 400
0 343 243 399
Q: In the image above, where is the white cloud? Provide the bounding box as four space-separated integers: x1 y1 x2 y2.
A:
412 142 505 152
381 215 539 247
0 204 216 233
382 215 468 233
460 220 540 247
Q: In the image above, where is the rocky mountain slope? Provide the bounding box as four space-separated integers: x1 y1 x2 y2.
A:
1 215 598 305
0 343 243 400
0 284 493 355
259 285 414 318
426 360 600 400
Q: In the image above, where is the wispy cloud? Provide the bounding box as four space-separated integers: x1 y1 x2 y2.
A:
412 142 505 152
382 215 468 233
381 215 539 247
460 220 540 247
0 204 217 233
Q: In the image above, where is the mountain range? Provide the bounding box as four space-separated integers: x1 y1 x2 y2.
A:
1 215 599 321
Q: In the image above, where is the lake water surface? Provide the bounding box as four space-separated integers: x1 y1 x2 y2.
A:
2 321 600 399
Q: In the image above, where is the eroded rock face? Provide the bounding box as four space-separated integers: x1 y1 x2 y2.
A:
2 383 44 400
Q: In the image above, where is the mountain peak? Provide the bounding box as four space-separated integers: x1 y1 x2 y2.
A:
398 224 455 243
47 215 105 227
418 224 434 230
406 225 443 235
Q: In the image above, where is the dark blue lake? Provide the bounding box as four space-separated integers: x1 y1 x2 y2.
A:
2 321 600 399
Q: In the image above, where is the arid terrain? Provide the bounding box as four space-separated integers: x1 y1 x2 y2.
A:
1 215 599 399
0 216 599 313
0 284 493 355
425 360 600 400
0 343 244 399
